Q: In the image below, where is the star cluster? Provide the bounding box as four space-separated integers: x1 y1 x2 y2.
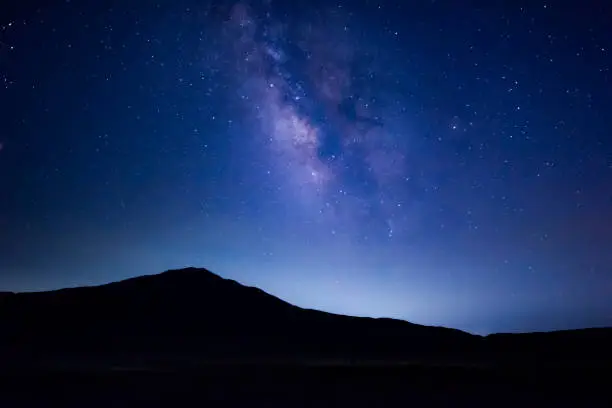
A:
1 1 611 334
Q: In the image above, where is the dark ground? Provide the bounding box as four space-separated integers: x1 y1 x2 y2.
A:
1 362 610 407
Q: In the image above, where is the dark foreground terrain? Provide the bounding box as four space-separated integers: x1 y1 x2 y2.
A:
1 363 610 407
1 268 610 406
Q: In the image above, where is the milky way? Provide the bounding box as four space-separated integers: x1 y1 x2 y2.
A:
223 3 412 239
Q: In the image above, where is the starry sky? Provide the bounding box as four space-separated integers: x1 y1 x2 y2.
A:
1 0 611 334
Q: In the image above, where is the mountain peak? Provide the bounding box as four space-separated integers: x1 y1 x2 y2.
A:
160 266 218 277
112 266 223 285
93 266 243 294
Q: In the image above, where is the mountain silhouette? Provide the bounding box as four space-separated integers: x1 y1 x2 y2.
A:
0 267 610 366
0 268 478 360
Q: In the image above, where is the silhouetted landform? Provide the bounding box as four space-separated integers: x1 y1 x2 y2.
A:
0 267 610 367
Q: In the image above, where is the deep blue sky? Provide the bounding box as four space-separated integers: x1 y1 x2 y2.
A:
1 0 611 334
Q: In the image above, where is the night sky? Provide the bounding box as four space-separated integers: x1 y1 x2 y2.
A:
1 1 611 334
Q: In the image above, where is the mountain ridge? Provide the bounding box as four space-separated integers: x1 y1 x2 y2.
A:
1 267 610 366
2 267 469 332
